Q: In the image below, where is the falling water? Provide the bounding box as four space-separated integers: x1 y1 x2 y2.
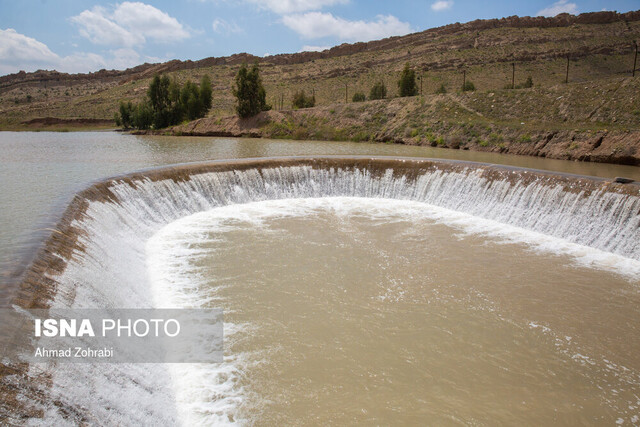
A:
6 160 640 425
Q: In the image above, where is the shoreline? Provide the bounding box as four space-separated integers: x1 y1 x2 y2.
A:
3 88 640 167
135 95 640 167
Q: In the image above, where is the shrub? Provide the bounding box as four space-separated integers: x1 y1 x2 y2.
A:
462 81 475 92
398 63 418 97
351 131 370 142
435 84 447 94
292 90 315 109
519 134 532 143
511 76 534 90
352 92 366 102
369 81 387 100
489 132 503 144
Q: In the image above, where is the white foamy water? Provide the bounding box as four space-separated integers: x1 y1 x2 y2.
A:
21 165 640 425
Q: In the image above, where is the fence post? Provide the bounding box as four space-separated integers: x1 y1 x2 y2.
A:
512 62 515 89
565 54 570 84
463 69 466 90
345 83 348 103
634 42 638 77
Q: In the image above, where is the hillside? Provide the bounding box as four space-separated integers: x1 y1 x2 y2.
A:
160 75 638 165
0 10 639 163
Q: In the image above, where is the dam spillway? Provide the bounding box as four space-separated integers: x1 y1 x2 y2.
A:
3 156 640 425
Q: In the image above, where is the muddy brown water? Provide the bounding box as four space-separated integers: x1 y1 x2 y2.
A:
148 198 640 425
2 130 638 286
2 132 640 424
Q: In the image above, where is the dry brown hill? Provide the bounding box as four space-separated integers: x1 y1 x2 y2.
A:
0 10 639 149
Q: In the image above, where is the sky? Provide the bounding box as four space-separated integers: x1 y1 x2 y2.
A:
0 0 637 76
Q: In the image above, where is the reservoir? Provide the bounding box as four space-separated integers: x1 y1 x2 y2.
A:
2 131 639 283
1 132 639 425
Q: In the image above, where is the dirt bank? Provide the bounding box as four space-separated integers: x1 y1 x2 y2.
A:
154 92 640 166
20 117 115 130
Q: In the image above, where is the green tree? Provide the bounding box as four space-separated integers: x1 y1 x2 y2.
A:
118 101 134 128
200 75 213 112
168 78 184 125
292 90 315 109
147 74 172 128
352 92 366 102
116 73 214 130
132 102 154 130
233 62 270 118
180 81 204 120
148 74 171 114
369 81 387 100
398 63 418 97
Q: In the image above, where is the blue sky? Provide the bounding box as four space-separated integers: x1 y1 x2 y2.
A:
0 0 637 76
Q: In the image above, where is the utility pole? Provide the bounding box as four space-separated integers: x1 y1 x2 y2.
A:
633 42 638 77
565 54 570 84
512 62 515 89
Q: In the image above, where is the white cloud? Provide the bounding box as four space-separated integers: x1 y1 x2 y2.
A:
57 49 142 73
70 7 142 47
0 28 60 74
212 18 244 34
430 1 453 11
282 12 412 42
0 28 149 75
300 45 331 52
246 0 348 14
112 2 189 42
57 52 108 73
71 2 189 48
536 0 578 17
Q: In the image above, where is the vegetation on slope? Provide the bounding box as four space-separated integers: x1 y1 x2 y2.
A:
0 10 638 164
115 74 213 130
169 75 640 164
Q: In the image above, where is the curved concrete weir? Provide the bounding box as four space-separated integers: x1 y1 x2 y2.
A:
2 156 640 424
